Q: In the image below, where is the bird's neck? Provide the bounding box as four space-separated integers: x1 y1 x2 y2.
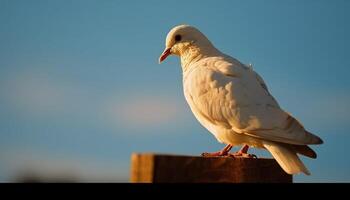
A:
180 44 221 73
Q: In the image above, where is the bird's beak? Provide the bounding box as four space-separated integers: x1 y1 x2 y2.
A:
159 47 171 64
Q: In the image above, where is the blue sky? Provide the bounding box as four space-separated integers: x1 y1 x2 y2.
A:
0 0 349 182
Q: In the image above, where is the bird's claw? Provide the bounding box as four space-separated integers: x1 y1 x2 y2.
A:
201 151 228 157
228 152 257 158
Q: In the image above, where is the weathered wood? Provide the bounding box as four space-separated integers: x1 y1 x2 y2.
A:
130 153 292 183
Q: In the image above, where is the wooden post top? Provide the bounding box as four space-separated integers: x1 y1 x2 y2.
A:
130 153 292 183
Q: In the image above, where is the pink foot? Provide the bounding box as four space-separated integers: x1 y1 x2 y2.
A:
228 152 257 158
201 144 232 157
228 144 257 158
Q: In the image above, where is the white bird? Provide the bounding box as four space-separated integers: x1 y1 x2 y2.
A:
159 25 323 175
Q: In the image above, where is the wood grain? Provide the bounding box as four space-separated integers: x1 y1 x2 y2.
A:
130 153 292 183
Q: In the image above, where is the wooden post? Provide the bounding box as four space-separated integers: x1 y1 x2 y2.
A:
130 153 292 183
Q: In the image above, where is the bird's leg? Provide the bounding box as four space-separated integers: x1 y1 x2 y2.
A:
201 144 233 157
229 144 257 158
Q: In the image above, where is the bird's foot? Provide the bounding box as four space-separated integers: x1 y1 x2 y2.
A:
201 151 228 157
228 151 257 158
228 144 257 158
201 144 233 157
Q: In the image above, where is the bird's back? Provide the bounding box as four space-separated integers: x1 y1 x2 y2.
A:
183 54 322 146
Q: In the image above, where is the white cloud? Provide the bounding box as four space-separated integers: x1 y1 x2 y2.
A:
281 91 350 131
0 69 104 121
1 71 74 116
102 94 189 130
306 93 350 123
0 68 192 134
266 81 350 132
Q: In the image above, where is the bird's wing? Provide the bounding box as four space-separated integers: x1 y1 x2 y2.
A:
187 57 322 145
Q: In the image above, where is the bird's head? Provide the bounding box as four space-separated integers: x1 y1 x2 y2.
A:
159 25 215 63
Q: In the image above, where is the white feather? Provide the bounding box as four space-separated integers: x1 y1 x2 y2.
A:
263 141 310 175
161 25 322 175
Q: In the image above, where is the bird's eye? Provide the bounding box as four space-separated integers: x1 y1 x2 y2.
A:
174 34 182 42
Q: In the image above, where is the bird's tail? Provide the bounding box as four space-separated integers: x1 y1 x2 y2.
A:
263 141 310 175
